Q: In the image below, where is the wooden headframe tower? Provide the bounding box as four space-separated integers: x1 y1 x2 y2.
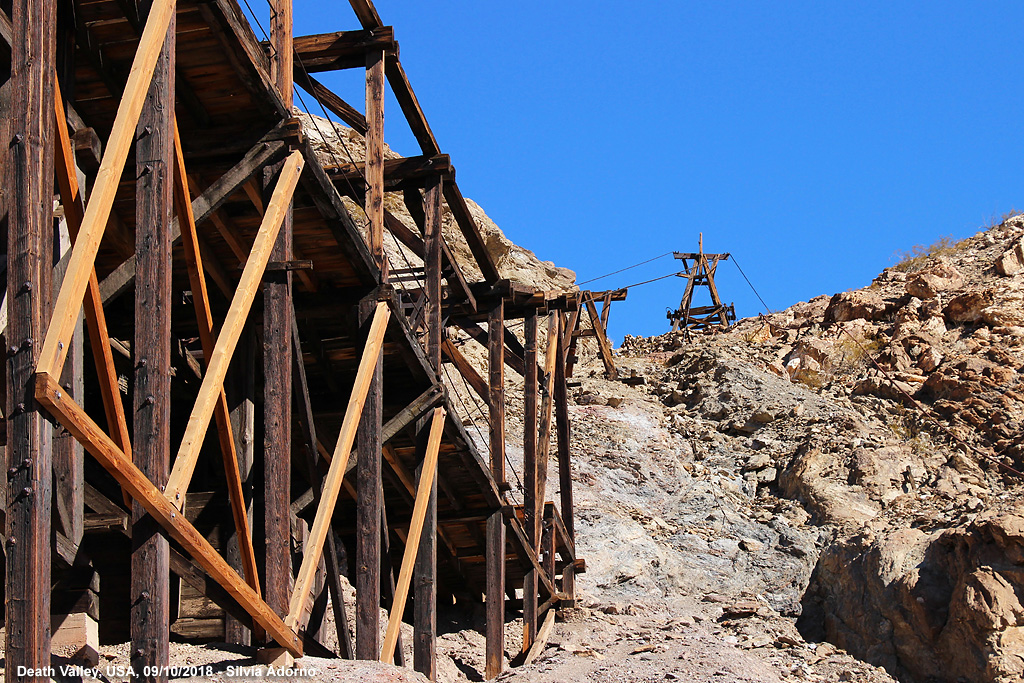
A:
667 235 736 333
0 0 583 680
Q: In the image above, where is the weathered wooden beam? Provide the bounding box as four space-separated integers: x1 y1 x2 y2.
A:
347 0 384 30
523 610 556 666
264 2 295 633
292 69 367 134
355 297 385 658
131 12 174 675
381 407 445 664
414 173 443 679
6 0 55 671
327 154 451 184
37 0 176 378
277 27 395 72
584 296 618 380
287 301 390 632
521 310 539 654
554 319 574 544
172 124 261 602
34 374 303 656
441 337 489 405
485 298 506 680
382 385 442 444
164 151 304 503
366 46 386 281
385 55 441 157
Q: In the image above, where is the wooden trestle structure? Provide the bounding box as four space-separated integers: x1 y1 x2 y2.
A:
0 0 583 679
667 237 736 334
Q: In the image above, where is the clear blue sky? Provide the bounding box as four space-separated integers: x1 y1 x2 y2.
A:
287 1 1024 344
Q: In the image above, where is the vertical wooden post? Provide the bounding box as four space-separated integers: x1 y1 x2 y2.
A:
485 299 506 680
6 0 55 674
521 310 539 653
365 47 386 283
226 327 256 645
414 173 443 679
355 296 383 659
554 316 575 605
263 0 294 638
132 5 174 679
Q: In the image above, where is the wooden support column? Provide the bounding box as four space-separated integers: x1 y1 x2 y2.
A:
263 0 294 635
356 294 384 659
226 327 256 645
366 46 386 283
521 310 539 654
485 299 506 680
554 315 575 604
132 6 174 679
6 0 55 674
414 173 443 679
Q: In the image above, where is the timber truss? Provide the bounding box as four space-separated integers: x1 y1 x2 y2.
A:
668 237 736 334
0 0 582 680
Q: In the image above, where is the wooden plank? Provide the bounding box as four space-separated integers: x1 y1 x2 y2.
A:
286 28 395 72
36 0 176 378
402 187 476 311
355 297 385 658
6 0 55 671
270 0 293 107
35 374 302 655
523 610 556 666
164 151 304 504
442 179 501 284
442 338 489 405
521 310 539 654
366 47 386 280
131 15 174 676
382 385 442 444
381 407 445 663
172 124 261 601
489 298 506 484
599 292 612 329
584 296 618 380
286 302 390 632
378 492 405 667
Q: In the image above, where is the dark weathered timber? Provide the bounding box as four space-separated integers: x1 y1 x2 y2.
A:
366 47 386 282
485 299 506 679
402 187 477 311
554 322 575 545
382 385 442 444
385 55 442 157
263 169 293 630
292 69 367 134
451 318 532 378
378 495 405 667
356 297 383 660
132 12 174 679
521 311 539 653
6 0 54 673
347 0 384 30
282 27 395 72
583 296 618 380
327 154 451 183
53 240 84 548
485 511 506 680
441 337 489 404
414 173 443 679
226 327 256 645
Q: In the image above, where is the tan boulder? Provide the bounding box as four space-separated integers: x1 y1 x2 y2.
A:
824 290 888 323
995 237 1024 277
905 262 964 299
944 289 996 323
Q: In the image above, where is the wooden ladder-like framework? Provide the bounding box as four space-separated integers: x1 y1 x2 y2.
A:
668 235 736 334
